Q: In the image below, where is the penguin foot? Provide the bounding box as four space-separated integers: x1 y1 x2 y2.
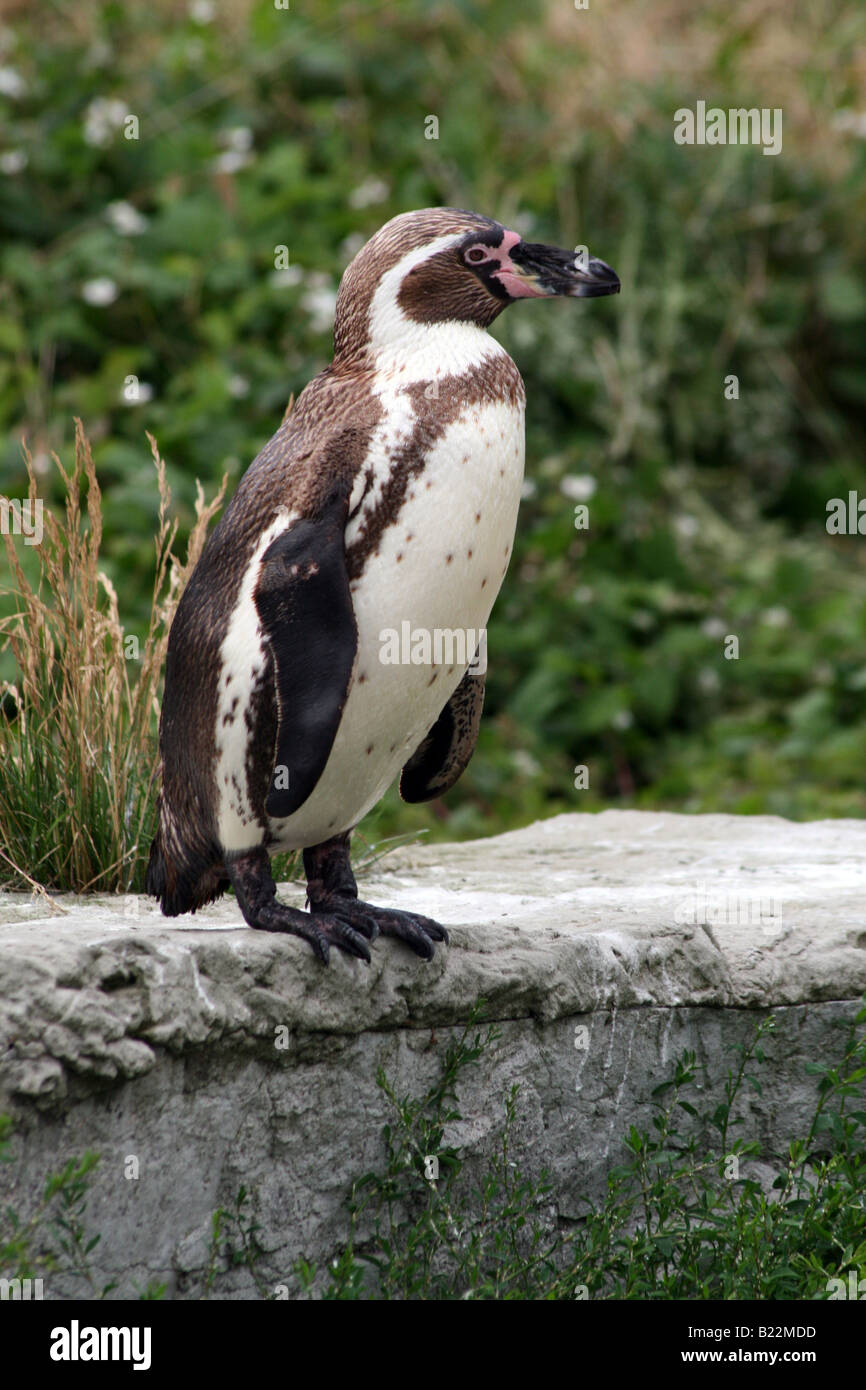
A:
226 846 372 965
309 891 448 961
303 834 448 961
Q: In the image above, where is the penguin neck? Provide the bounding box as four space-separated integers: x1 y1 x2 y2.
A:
359 316 509 386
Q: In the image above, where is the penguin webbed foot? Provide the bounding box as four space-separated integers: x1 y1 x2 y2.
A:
262 902 373 965
226 847 372 965
303 834 448 962
309 891 448 962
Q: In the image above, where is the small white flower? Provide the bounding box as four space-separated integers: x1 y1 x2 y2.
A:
698 668 720 693
520 478 537 500
560 474 596 502
512 750 541 778
227 375 249 398
223 126 253 152
106 200 148 235
270 265 304 288
0 66 26 98
213 127 254 172
301 276 337 333
509 318 536 348
674 515 699 538
212 149 251 174
762 606 790 628
82 277 118 306
189 0 215 22
701 616 726 639
832 109 866 138
0 149 27 174
348 177 389 209
508 211 536 236
573 585 594 604
84 40 112 70
611 709 633 730
83 97 128 148
339 232 365 260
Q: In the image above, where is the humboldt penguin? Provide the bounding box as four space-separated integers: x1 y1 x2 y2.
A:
146 207 620 963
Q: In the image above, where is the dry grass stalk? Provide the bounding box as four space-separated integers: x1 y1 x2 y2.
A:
0 419 226 894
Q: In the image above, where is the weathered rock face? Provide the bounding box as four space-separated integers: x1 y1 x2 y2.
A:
1 810 864 1298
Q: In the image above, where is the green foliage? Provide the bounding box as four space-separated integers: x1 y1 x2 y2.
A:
205 1185 270 1300
1 1118 165 1299
293 999 866 1300
306 1013 566 1301
1 0 865 846
0 1125 117 1298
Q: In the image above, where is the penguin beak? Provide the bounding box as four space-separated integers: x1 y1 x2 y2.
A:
500 241 621 299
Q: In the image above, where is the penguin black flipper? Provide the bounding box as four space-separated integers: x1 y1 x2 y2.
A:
254 490 358 818
400 668 485 803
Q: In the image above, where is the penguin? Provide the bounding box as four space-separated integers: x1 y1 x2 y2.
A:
146 208 620 964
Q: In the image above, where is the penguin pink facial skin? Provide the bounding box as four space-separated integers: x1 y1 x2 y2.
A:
461 229 549 299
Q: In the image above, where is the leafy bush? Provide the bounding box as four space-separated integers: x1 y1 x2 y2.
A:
1 0 864 846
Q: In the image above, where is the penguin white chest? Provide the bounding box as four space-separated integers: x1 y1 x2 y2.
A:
269 395 525 848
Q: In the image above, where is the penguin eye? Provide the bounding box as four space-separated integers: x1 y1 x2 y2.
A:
465 246 488 264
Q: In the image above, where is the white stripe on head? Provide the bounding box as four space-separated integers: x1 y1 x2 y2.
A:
367 233 509 379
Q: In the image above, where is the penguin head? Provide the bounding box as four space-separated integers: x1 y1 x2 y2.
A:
333 207 619 359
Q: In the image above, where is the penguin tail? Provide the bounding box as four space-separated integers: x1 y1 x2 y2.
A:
145 809 228 917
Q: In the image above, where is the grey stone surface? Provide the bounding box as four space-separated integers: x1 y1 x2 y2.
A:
0 810 864 1298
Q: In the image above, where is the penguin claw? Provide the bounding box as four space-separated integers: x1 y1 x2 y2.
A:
309 894 448 960
315 915 372 965
249 904 371 965
349 913 380 943
373 908 447 960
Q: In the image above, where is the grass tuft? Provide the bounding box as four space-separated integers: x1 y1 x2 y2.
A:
0 421 226 895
